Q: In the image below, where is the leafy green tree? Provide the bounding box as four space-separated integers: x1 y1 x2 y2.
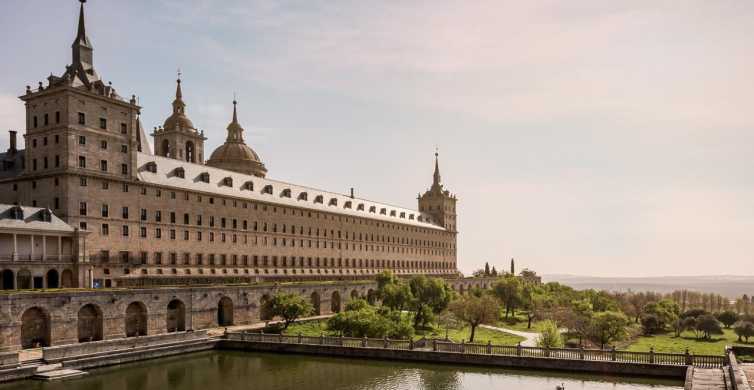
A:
345 299 370 312
536 320 563 348
695 314 723 340
484 262 490 276
590 311 629 349
448 294 499 342
716 311 739 328
520 285 552 329
641 299 680 333
493 275 522 318
265 293 313 329
733 321 754 342
380 280 413 312
409 276 451 328
640 314 661 335
327 305 413 339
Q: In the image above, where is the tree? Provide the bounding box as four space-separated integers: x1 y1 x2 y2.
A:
520 285 552 329
641 299 679 333
379 276 413 312
484 262 490 276
640 314 661 335
491 266 498 276
553 299 593 346
733 321 754 342
266 293 313 329
590 311 629 349
437 310 462 340
716 311 739 328
409 276 451 328
493 275 522 318
536 320 563 348
327 305 413 339
448 294 499 342
695 314 723 340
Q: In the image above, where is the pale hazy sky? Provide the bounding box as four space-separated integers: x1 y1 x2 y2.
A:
1 1 753 277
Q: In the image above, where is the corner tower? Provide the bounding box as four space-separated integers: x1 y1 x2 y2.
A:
418 151 458 231
152 77 206 163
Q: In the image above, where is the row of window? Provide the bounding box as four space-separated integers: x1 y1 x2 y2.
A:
100 250 454 270
31 111 127 134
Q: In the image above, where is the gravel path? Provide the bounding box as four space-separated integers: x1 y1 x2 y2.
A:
480 324 540 347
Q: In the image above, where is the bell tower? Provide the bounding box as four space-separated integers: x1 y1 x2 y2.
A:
418 151 458 232
151 76 206 163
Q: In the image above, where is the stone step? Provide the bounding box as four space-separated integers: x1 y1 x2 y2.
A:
33 368 87 381
34 363 62 373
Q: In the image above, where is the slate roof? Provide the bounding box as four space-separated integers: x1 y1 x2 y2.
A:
0 204 75 233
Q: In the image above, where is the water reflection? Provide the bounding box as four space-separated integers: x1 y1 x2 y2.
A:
0 351 682 390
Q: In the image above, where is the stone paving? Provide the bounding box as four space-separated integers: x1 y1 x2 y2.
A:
690 368 729 390
742 364 754 389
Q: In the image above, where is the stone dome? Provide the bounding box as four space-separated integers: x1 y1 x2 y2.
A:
205 101 268 177
163 111 195 131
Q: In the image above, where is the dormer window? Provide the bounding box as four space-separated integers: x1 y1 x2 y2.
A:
329 198 338 206
369 206 376 213
314 195 324 204
222 177 233 187
38 209 52 222
409 214 415 220
9 206 24 220
262 185 273 195
281 188 292 198
199 172 210 183
418 216 424 222
145 162 157 173
399 212 405 218
173 167 185 178
243 181 254 191
344 201 352 209
298 192 308 201
380 208 387 215
390 210 397 217
357 203 365 211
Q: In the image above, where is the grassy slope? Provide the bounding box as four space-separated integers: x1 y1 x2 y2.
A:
626 328 753 355
282 320 525 345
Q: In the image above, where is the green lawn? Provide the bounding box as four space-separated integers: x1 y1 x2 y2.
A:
281 319 525 345
626 328 753 356
495 314 547 333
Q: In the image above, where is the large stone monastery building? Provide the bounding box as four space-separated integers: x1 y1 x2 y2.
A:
0 1 459 290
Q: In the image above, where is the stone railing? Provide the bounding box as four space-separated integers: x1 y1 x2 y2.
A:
42 330 209 363
226 331 726 368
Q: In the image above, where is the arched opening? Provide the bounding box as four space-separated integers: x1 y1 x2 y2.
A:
331 291 341 313
350 290 359 300
46 269 59 289
161 139 170 157
310 292 321 315
259 295 273 321
217 297 234 326
366 289 377 305
167 299 186 332
78 304 103 342
1 269 14 290
61 269 74 288
16 269 31 290
125 302 148 337
21 307 50 349
185 141 195 163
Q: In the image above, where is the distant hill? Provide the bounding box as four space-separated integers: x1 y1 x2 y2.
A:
542 274 754 299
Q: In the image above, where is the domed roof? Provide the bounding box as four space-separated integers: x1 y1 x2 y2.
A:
161 78 197 132
205 100 268 177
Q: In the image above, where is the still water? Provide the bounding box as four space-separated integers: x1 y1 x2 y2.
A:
1 351 682 390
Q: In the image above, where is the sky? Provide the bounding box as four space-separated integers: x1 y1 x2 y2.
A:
1 1 753 277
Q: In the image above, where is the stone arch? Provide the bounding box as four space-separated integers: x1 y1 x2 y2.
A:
125 301 148 337
21 307 50 349
185 141 195 163
167 299 186 332
78 304 103 342
310 292 321 315
1 269 14 290
350 289 359 300
61 269 74 288
46 269 59 289
218 296 234 326
366 289 377 305
16 269 31 290
331 291 341 313
161 139 170 157
259 294 273 321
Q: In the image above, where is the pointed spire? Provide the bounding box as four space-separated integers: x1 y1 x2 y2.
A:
232 94 238 124
172 75 186 114
76 0 88 44
226 98 244 143
433 149 442 187
71 0 93 66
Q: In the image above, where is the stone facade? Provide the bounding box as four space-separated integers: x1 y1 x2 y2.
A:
0 1 460 289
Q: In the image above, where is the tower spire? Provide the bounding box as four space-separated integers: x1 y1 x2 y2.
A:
232 93 238 124
226 98 244 142
172 75 185 114
433 149 442 188
71 0 93 67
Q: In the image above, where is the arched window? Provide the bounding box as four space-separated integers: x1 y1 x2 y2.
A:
160 140 170 157
357 203 364 211
329 198 338 206
314 195 324 204
198 172 210 183
380 208 387 215
262 185 273 195
144 161 157 173
369 206 376 213
185 141 195 163
222 177 233 187
280 188 292 198
298 192 308 201
344 201 352 209
243 181 254 191
173 167 185 178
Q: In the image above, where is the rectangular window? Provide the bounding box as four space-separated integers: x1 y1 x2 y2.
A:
121 123 127 134
43 157 48 169
33 116 38 128
78 156 86 168
197 215 202 226
100 160 107 172
55 155 60 168
55 111 60 124
155 210 162 222
99 118 107 130
170 212 176 224
80 177 87 186
121 144 127 153
102 181 109 190
122 207 129 219
140 209 147 221
183 231 189 240
32 159 37 171
121 164 128 175
155 228 162 239
122 183 129 192
55 134 59 143
197 231 202 241
101 204 109 217
184 214 189 224
101 224 109 236
155 252 162 265
54 197 59 209
122 225 129 237
140 227 147 238
78 112 86 125
79 202 87 216
170 229 176 240
100 140 107 149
